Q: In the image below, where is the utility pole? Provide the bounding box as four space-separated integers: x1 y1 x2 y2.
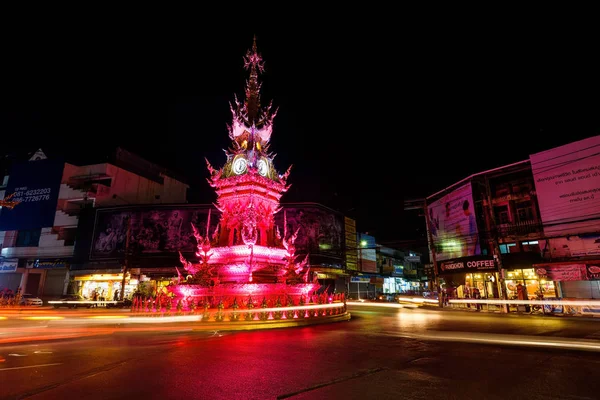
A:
120 216 131 301
424 199 441 307
484 177 508 313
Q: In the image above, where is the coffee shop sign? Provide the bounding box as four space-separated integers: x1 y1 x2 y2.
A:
439 256 497 274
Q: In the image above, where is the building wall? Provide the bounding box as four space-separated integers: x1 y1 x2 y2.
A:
63 163 188 207
1 154 189 299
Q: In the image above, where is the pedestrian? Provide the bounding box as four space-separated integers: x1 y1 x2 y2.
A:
473 287 482 311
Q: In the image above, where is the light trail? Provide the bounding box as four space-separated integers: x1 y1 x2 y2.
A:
0 363 62 372
395 331 600 352
347 299 438 308
449 299 600 306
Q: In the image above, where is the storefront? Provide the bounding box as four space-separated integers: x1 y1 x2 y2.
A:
533 261 600 299
72 271 138 300
0 258 20 292
383 277 421 294
348 275 377 300
437 255 500 299
315 268 349 294
27 258 70 300
504 268 557 299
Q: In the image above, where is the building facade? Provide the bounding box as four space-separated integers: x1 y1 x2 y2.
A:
0 148 188 300
420 135 600 313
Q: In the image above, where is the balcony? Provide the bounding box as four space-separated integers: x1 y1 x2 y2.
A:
497 220 542 238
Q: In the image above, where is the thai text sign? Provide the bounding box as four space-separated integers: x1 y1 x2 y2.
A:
535 264 587 281
530 135 600 236
0 159 64 231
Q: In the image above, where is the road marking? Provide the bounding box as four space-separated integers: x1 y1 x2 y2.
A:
0 363 62 371
8 353 27 357
34 350 53 354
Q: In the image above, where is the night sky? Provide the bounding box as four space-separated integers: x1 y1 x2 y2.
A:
2 22 599 242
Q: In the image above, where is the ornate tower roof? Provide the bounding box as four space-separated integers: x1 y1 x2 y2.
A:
208 36 291 189
227 36 278 148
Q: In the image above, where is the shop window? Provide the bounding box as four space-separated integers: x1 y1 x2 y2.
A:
465 272 499 299
521 240 540 253
15 229 41 247
505 268 557 299
499 243 516 254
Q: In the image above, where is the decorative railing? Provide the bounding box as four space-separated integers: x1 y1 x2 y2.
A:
129 293 347 322
496 220 542 237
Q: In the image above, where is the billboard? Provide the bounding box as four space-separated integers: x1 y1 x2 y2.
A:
274 205 344 261
545 234 600 258
530 135 600 236
90 206 219 260
0 159 64 231
344 217 358 271
358 233 377 273
427 182 480 262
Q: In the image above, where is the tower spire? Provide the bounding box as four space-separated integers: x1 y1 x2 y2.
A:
243 35 264 125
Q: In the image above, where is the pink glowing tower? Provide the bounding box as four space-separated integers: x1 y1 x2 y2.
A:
175 37 317 301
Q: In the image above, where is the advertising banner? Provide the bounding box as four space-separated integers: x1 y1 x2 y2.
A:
427 182 480 262
358 234 377 273
274 205 344 258
546 234 600 258
530 135 600 236
586 264 600 280
0 159 64 231
0 258 18 273
91 206 219 260
534 264 587 281
438 255 497 275
344 217 358 271
393 265 404 276
585 263 600 281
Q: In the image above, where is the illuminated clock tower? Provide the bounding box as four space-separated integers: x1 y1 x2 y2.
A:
207 36 292 250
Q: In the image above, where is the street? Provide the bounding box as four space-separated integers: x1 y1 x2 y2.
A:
2 304 600 399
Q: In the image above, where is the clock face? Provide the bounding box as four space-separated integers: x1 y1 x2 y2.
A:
232 156 248 175
257 158 269 177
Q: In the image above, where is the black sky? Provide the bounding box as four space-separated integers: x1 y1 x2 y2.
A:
2 19 599 242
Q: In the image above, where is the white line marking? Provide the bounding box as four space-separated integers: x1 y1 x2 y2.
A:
0 363 62 371
8 353 27 357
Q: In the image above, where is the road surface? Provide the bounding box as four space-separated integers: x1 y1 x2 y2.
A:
2 304 600 399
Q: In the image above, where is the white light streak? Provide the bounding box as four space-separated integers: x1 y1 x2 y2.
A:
397 331 600 352
449 299 600 306
0 363 62 372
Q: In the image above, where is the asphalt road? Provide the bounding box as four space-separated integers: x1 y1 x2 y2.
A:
2 304 600 400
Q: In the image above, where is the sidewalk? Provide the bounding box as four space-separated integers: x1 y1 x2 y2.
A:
420 303 600 321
